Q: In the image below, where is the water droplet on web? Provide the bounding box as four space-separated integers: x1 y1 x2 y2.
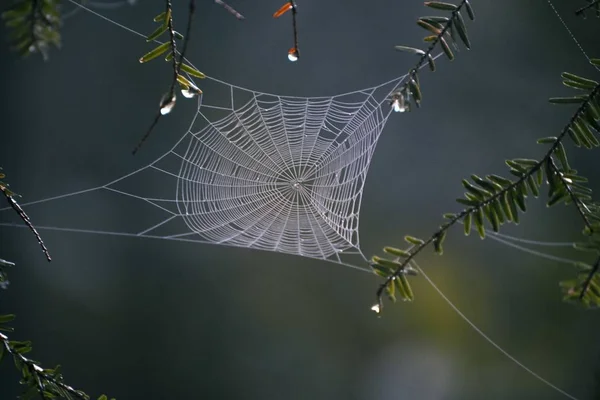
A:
371 304 381 314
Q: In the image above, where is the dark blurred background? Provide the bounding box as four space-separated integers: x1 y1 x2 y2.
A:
1 0 600 399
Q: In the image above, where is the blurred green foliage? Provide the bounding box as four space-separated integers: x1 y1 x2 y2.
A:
2 0 61 60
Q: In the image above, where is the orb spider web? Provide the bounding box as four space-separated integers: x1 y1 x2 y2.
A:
14 74 403 266
1 1 415 271
2 0 412 267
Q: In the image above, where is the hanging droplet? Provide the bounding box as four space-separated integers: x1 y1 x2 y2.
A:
160 102 175 115
159 93 176 115
391 93 407 113
370 304 381 314
181 89 195 99
288 47 299 62
181 85 203 99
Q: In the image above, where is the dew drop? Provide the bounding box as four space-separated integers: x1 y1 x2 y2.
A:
160 103 175 115
181 89 195 99
288 47 299 62
159 94 176 115
371 304 381 314
181 85 203 99
392 98 407 113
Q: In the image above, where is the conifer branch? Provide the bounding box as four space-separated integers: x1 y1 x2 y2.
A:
0 328 114 400
133 0 199 154
579 255 600 301
390 0 474 112
548 157 593 231
409 1 467 72
165 0 180 99
166 0 197 110
1 266 112 399
1 331 86 399
373 69 600 311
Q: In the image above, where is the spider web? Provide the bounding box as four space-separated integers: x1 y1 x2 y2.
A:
0 75 403 265
95 76 402 263
0 0 412 267
6 0 409 263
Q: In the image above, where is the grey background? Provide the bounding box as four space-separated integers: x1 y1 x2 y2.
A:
1 0 600 399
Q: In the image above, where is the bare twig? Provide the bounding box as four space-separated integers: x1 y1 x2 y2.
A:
214 0 245 20
291 1 298 57
0 184 51 261
273 1 299 60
